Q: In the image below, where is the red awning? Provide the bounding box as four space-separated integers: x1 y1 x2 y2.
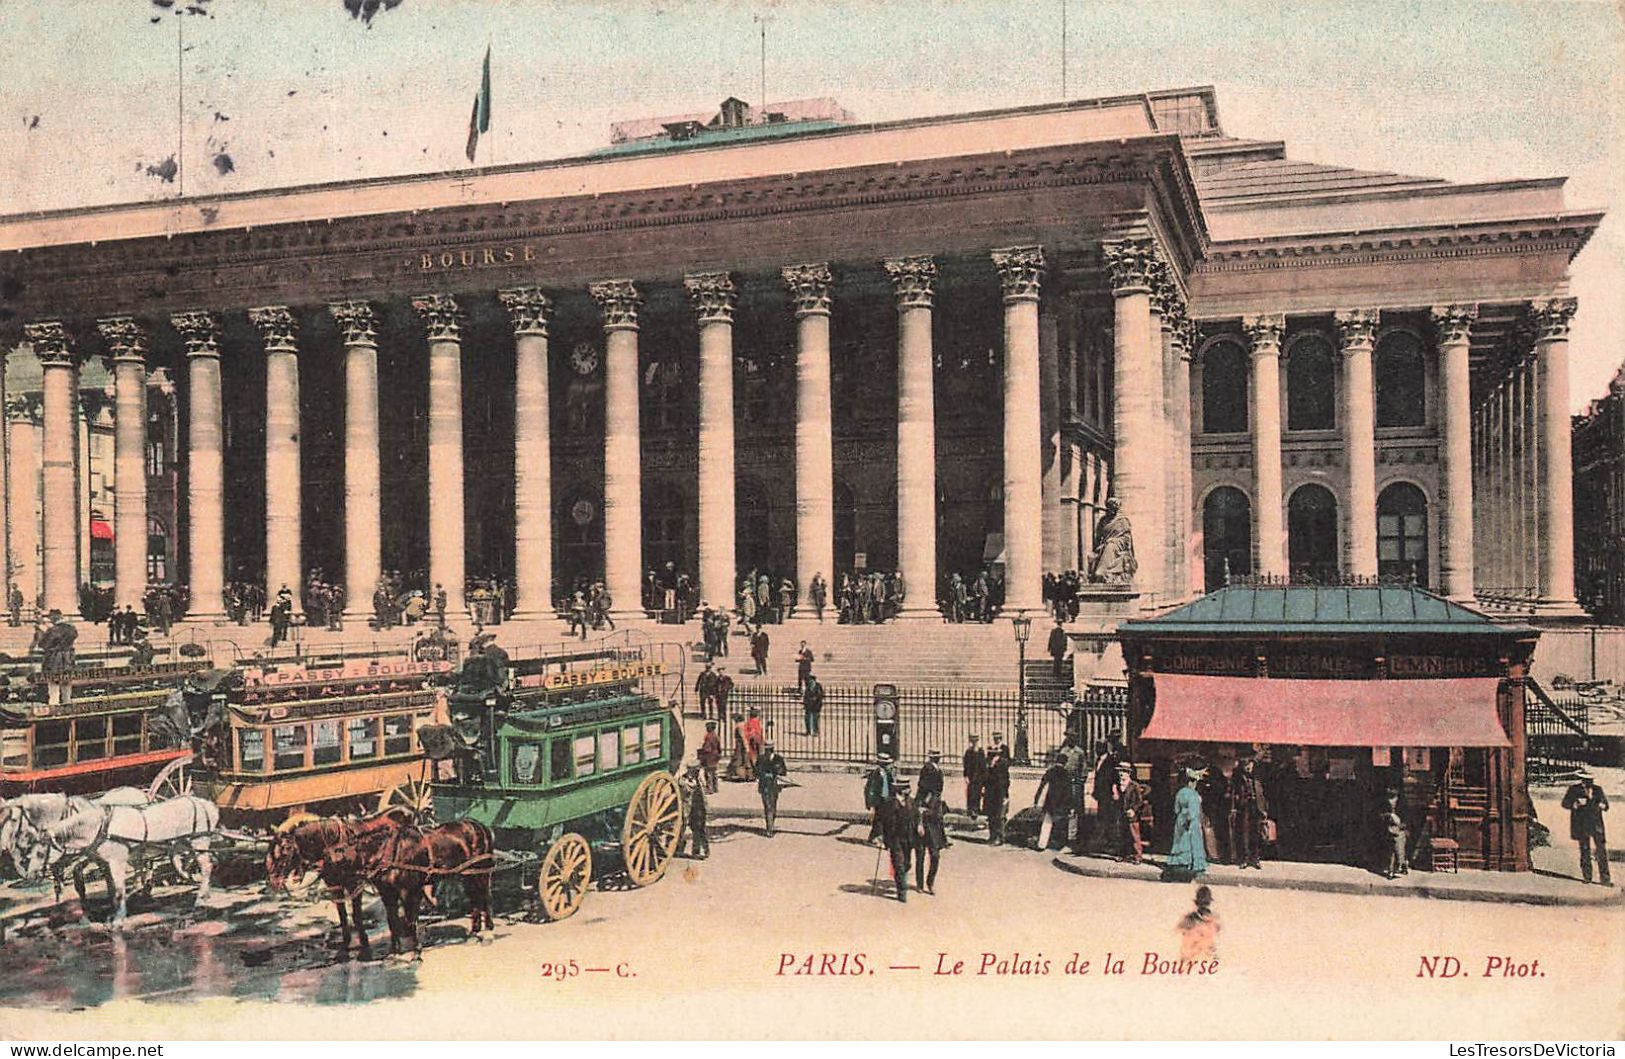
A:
90 519 113 540
1141 673 1509 748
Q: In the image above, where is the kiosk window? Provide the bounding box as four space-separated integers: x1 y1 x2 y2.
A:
382 715 414 756
550 738 572 783
313 721 342 766
273 725 308 771
573 734 596 777
348 717 379 759
512 742 541 784
239 728 266 771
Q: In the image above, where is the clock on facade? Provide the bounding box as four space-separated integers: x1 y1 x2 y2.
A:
571 342 599 375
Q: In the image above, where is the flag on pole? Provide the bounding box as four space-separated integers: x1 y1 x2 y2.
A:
465 45 492 163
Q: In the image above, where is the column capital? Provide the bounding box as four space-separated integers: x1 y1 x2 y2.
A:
683 271 738 324
6 393 43 425
1148 257 1183 321
497 286 552 337
1242 313 1285 357
411 293 465 341
1531 296 1577 343
23 320 74 367
170 310 222 358
1334 308 1380 352
883 255 937 309
781 262 833 317
248 305 299 353
1101 236 1157 295
1430 304 1478 346
589 279 642 331
96 316 149 363
992 245 1044 302
328 300 379 347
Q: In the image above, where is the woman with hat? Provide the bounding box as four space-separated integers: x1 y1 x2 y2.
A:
1163 765 1209 881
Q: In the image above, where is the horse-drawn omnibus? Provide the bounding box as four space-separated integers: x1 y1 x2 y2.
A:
428 645 685 921
0 661 211 798
163 655 452 823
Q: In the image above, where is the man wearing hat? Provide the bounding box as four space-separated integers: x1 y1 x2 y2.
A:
961 735 986 822
694 661 719 719
757 740 788 837
1033 750 1074 852
865 753 897 843
38 609 77 705
984 733 1012 845
877 778 917 903
1227 755 1270 869
697 720 722 794
680 762 710 860
918 749 945 805
915 768 948 895
1116 761 1149 864
1561 770 1612 885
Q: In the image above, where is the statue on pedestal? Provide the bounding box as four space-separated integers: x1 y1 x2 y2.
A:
1088 497 1138 585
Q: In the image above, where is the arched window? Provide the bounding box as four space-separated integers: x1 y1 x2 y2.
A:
1288 484 1340 584
1201 340 1249 434
643 482 688 575
1377 482 1429 587
146 517 169 583
1375 331 1427 427
1286 334 1337 431
1202 487 1252 593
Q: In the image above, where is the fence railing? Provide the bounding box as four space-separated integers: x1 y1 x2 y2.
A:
1526 677 1592 785
713 682 1128 767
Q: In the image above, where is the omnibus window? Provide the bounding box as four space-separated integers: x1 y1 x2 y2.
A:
512 743 541 784
598 731 620 771
75 716 109 762
112 713 143 756
348 717 379 759
550 738 572 783
2 729 27 769
642 721 662 763
621 726 642 765
382 715 414 756
273 725 308 771
313 721 342 767
239 728 266 772
35 720 70 769
573 734 596 777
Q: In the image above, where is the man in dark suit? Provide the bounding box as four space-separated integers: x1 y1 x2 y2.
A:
1227 757 1270 869
917 748 945 804
915 777 948 895
961 735 985 821
1047 618 1069 680
878 778 917 903
1562 771 1612 886
984 733 1012 845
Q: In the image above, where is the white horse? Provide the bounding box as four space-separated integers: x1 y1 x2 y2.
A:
0 787 151 874
25 795 218 926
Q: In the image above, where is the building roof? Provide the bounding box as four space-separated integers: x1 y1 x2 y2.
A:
1118 584 1536 638
1188 137 1448 204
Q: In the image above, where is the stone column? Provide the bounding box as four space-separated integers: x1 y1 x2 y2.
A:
23 324 77 617
498 287 555 620
1532 297 1581 612
1170 316 1197 598
685 271 738 614
1336 309 1380 580
329 301 383 623
883 255 939 618
6 398 41 610
589 280 645 619
1103 237 1161 600
98 317 150 611
1433 304 1478 599
783 263 835 613
1039 293 1067 576
411 294 468 617
170 311 227 621
1244 314 1286 578
994 245 1045 615
249 306 303 612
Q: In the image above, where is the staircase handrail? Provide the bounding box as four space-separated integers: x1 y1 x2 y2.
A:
1527 677 1590 737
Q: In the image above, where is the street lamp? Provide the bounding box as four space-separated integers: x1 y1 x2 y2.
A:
1011 610 1032 766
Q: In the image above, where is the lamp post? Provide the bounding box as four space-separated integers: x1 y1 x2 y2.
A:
1012 609 1032 766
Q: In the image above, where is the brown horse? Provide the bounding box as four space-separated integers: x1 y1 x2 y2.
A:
264 808 413 953
325 820 495 958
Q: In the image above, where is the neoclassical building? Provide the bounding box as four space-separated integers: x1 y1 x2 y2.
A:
0 86 1603 624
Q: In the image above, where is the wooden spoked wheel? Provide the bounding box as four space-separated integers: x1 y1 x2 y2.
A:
148 753 194 801
378 774 435 823
620 771 682 888
538 833 592 921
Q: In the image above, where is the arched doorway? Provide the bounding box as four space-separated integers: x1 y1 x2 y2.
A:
643 482 690 578
1288 484 1340 584
1202 486 1252 592
1377 482 1429 587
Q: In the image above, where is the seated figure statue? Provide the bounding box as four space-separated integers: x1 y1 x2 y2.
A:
1088 498 1138 584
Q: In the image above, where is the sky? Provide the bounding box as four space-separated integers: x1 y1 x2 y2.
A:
1 0 1621 409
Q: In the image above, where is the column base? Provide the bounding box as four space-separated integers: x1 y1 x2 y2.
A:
894 605 943 621
1529 598 1590 620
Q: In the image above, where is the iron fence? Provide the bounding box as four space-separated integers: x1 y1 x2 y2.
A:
710 682 1128 767
1526 678 1593 785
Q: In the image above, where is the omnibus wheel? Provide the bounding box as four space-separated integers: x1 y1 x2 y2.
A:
538 833 591 921
148 754 195 801
378 774 435 824
621 772 682 888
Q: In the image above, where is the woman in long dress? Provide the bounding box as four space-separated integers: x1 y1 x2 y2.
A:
1163 767 1209 881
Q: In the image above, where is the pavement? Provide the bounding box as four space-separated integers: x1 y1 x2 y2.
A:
692 750 1625 909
